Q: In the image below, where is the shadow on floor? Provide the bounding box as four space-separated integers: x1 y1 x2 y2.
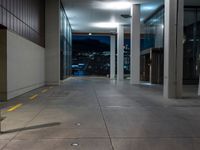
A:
1 122 61 134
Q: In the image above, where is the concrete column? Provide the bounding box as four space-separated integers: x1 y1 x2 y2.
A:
45 0 60 85
130 4 141 84
117 25 124 81
164 0 184 98
110 35 116 79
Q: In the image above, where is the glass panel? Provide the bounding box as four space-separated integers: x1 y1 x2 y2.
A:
60 4 72 80
142 7 200 83
197 10 200 75
143 8 164 50
184 10 197 81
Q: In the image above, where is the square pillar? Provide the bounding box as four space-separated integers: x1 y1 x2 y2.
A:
45 0 61 85
130 4 141 84
110 35 116 79
117 25 124 81
164 0 184 98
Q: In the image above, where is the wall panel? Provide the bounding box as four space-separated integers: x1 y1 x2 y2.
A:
0 0 45 47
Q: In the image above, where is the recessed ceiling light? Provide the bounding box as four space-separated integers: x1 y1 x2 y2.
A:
91 22 119 29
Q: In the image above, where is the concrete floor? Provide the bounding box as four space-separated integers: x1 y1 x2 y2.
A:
0 77 200 150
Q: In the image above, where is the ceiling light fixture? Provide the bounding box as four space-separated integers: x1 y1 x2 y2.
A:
93 1 131 10
91 22 119 29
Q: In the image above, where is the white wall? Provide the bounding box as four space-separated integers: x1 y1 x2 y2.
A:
6 31 45 99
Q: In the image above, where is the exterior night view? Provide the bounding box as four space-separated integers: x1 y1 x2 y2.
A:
1 0 200 149
72 35 111 76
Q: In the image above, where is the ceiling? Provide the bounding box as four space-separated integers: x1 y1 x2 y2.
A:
62 0 200 34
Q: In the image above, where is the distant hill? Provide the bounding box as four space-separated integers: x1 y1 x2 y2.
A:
73 38 110 53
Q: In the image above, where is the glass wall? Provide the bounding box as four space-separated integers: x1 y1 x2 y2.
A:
72 35 110 76
143 7 164 50
184 8 200 82
60 4 72 80
197 11 200 76
124 38 130 75
0 0 45 47
143 6 200 83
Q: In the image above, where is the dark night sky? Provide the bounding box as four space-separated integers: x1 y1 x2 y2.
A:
72 35 132 52
73 35 110 45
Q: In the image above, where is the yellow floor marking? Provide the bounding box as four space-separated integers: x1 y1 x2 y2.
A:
0 103 4 107
49 86 53 89
29 94 38 100
41 89 48 93
7 103 23 112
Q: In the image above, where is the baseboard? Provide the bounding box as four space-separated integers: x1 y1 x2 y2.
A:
7 82 45 100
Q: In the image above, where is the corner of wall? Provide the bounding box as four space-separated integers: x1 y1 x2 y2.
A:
45 0 61 85
0 29 7 101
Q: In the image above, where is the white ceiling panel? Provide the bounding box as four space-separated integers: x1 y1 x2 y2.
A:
62 0 200 33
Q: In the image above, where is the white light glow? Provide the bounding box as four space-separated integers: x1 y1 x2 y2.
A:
141 6 156 11
140 18 144 22
93 1 131 10
91 22 119 29
152 19 158 22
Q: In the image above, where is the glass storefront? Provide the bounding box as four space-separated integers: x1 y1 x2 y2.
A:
60 4 72 80
124 39 130 75
143 7 164 50
72 35 110 76
142 7 164 84
184 7 200 82
143 6 200 83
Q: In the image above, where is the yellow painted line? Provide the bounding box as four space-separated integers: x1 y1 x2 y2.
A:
49 86 53 89
29 94 38 100
41 89 48 93
0 103 4 107
7 103 23 112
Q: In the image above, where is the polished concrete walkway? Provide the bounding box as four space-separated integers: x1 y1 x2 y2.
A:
0 77 200 150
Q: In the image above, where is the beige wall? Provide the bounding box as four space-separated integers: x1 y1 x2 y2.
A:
0 30 45 100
